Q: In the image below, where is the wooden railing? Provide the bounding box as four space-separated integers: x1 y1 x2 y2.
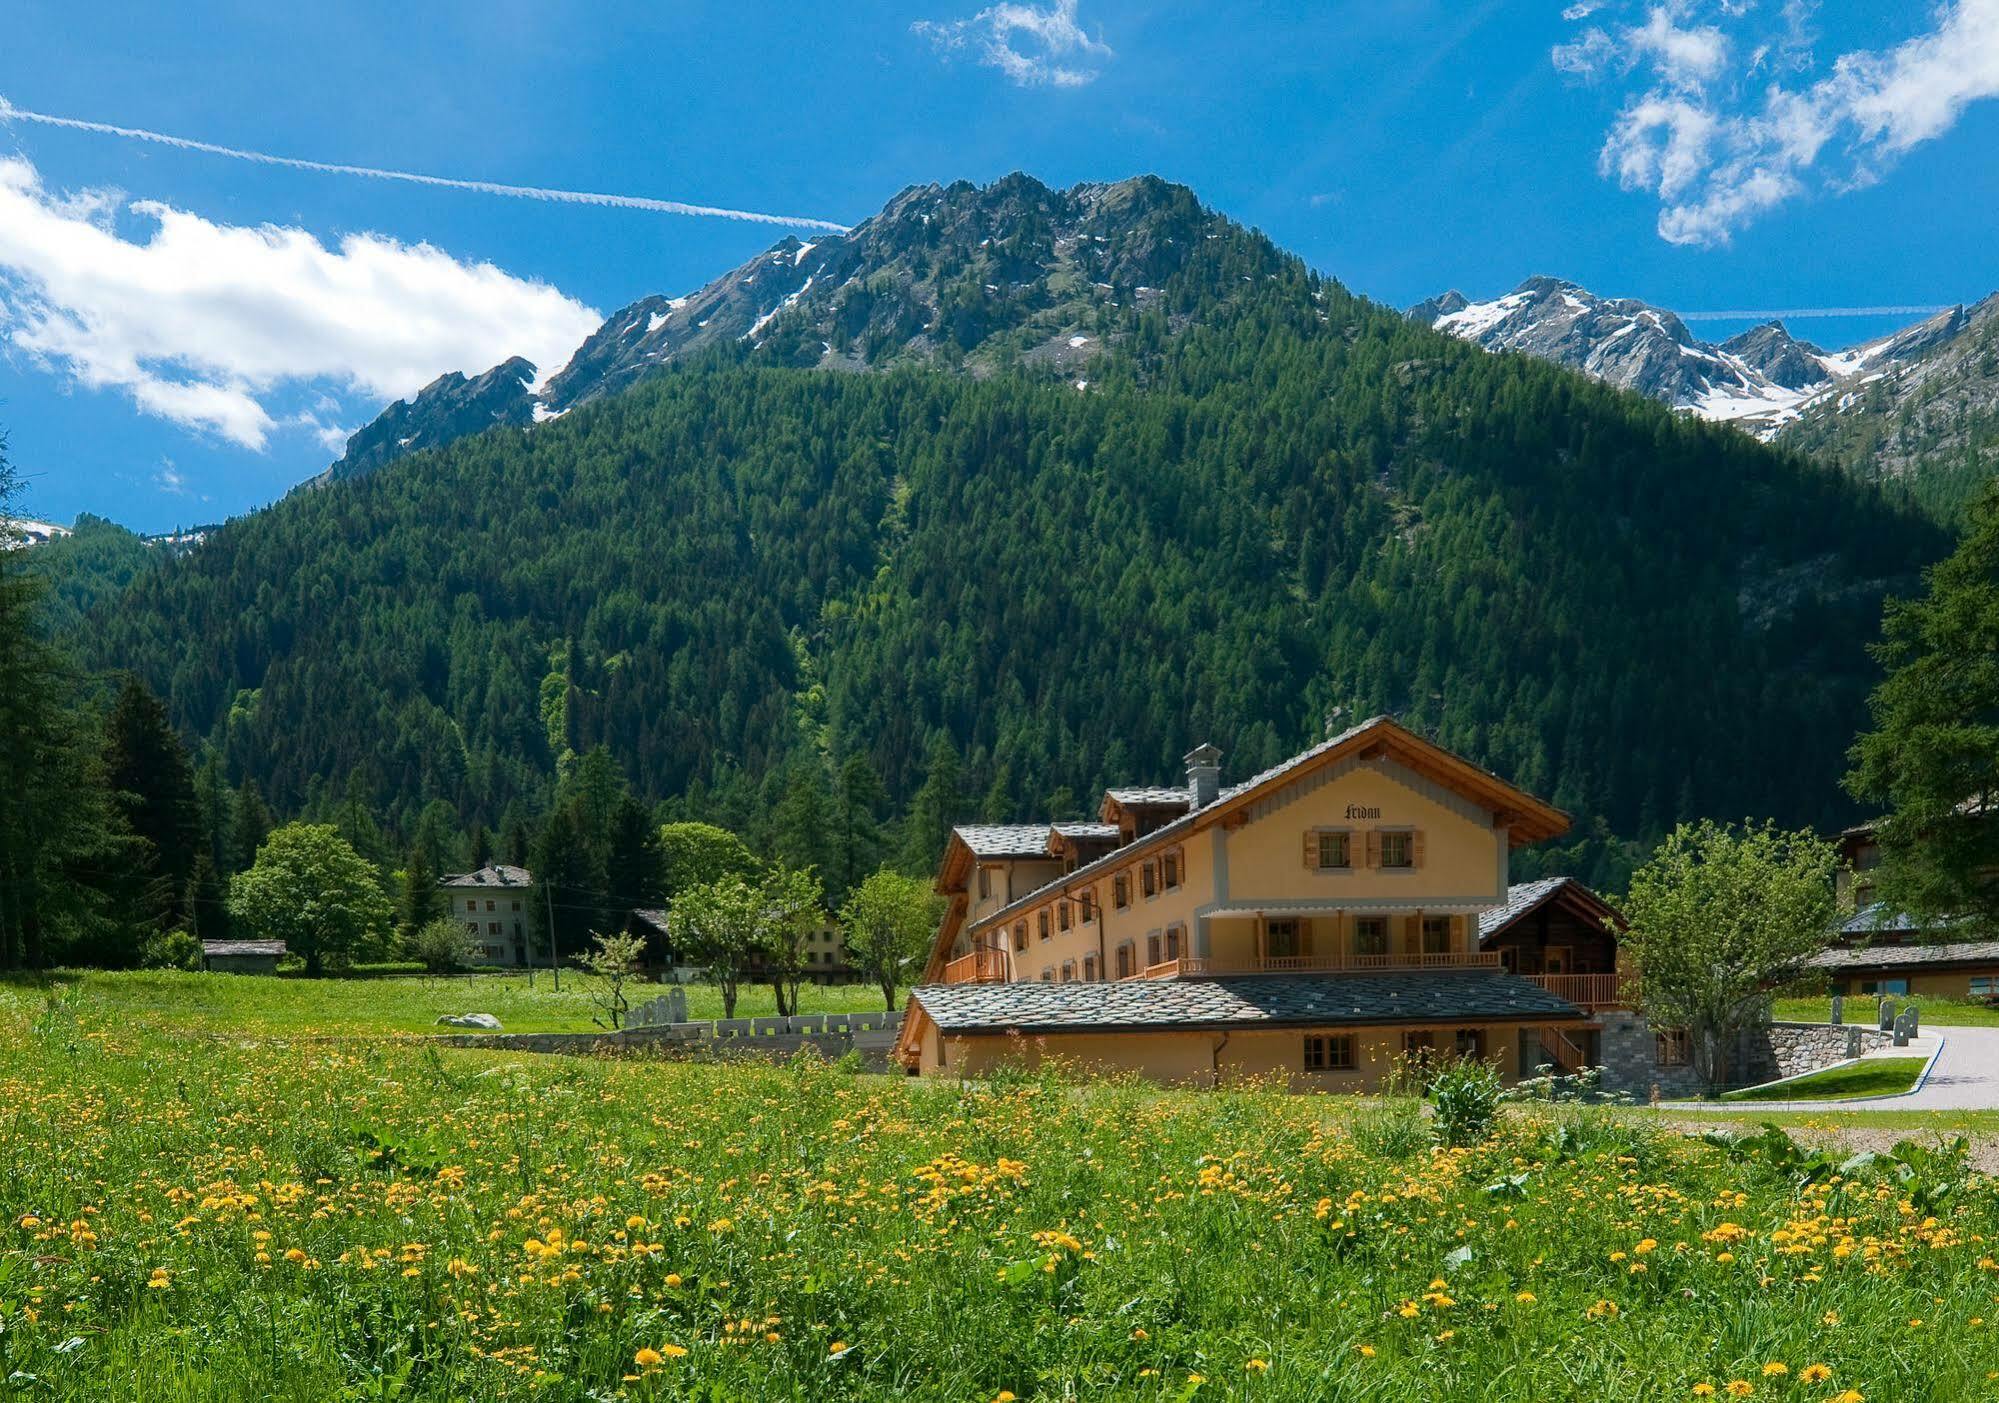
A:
939 945 1009 985
1524 973 1636 1011
1534 1025 1588 1073
1133 950 1503 979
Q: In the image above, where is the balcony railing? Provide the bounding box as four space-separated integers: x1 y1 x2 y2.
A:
939 946 1009 985
1123 950 1504 980
1524 972 1636 1011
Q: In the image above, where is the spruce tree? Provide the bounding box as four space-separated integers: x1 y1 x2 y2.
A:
0 447 121 968
605 794 667 916
1850 479 1999 933
231 780 274 873
102 675 200 930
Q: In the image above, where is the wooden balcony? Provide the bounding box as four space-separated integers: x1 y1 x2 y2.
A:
1123 950 1504 980
1523 972 1636 1011
939 946 1009 985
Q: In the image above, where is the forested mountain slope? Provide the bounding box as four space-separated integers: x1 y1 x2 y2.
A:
79 180 1946 884
320 175 1265 483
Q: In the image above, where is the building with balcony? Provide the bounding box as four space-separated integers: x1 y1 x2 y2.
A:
897 716 1642 1088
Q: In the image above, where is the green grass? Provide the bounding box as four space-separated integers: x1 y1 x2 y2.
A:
0 969 891 1037
1774 994 1999 1027
4 987 1999 1398
1720 1057 1930 1103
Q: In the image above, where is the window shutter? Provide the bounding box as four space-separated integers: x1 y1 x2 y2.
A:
1303 832 1318 870
1298 918 1313 955
1411 829 1426 869
1366 830 1382 869
1403 914 1419 952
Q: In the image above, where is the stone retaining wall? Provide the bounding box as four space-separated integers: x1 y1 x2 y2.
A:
1592 1013 1894 1098
435 1023 904 1071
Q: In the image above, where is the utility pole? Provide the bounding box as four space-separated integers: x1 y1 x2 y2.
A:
546 881 561 992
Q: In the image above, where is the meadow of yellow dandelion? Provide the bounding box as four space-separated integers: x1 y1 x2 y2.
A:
3 976 1998 1398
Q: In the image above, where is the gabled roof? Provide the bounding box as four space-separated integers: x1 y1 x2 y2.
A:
441 864 533 888
953 824 1057 858
204 939 286 957
1806 939 1999 973
1052 821 1121 840
912 970 1581 1035
1477 877 1622 945
1840 901 1929 937
1104 786 1192 807
975 715 1570 934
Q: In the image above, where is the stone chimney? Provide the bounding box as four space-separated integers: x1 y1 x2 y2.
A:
1184 743 1222 809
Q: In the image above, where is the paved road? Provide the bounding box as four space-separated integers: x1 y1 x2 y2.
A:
1679 1024 1999 1113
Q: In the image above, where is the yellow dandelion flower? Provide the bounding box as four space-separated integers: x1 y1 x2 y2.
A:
1760 1363 1787 1377
1726 1382 1754 1398
1800 1365 1832 1384
634 1349 662 1367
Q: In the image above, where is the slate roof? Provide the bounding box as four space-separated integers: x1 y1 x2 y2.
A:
441 864 534 888
1806 939 1999 972
912 970 1581 1035
1105 786 1192 807
1476 878 1570 943
1052 822 1121 840
952 824 1056 859
203 939 286 957
1839 901 1930 937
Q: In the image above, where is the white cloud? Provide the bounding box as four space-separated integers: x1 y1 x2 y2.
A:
1554 0 1999 244
913 0 1112 88
0 155 602 449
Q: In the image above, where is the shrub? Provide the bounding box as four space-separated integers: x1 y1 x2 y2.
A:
139 928 203 972
406 918 478 978
1430 1057 1504 1147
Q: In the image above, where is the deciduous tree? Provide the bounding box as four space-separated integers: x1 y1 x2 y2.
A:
1618 819 1845 1091
228 823 393 976
839 868 945 1010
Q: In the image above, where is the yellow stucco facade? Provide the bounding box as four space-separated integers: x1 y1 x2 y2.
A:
902 717 1592 1086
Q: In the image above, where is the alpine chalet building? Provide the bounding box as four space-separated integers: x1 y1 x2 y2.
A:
897 716 1638 1087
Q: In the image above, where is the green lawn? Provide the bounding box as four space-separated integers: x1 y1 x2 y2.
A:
1774 994 1999 1027
0 969 893 1037
1720 1056 1929 1102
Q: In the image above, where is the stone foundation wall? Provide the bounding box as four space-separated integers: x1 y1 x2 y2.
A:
435 1023 904 1071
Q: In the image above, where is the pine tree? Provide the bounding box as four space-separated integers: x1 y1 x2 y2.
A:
0 448 121 968
1850 479 1999 933
399 841 446 938
102 675 200 930
468 822 493 869
185 850 230 942
832 755 887 906
899 736 963 875
231 779 274 874
605 794 666 916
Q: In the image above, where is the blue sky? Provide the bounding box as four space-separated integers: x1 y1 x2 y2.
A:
4 0 1996 532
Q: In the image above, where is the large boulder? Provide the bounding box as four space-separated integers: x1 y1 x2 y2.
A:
435 1013 502 1030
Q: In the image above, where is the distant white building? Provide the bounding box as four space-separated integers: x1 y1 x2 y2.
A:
440 864 535 966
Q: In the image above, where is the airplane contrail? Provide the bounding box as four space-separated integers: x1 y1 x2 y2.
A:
0 97 851 233
1678 304 1950 321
